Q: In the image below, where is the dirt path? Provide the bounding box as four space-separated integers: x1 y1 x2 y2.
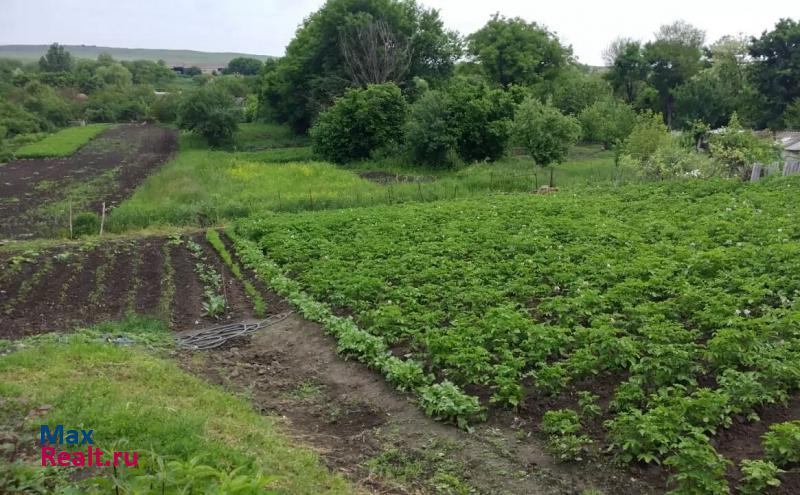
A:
0 124 177 239
181 312 661 495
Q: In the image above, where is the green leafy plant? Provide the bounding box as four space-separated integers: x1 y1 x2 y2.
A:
738 459 783 495
419 380 486 430
762 421 800 466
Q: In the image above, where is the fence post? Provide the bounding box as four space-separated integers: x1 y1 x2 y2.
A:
750 163 762 182
99 202 106 236
68 201 73 238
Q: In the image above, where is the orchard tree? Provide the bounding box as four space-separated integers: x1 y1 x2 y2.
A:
749 18 800 127
644 21 705 127
223 57 263 76
177 86 241 146
512 98 580 183
39 43 73 72
467 14 570 87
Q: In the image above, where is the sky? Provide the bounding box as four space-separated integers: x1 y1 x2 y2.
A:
0 0 796 65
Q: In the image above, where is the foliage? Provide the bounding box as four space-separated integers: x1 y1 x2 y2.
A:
644 21 705 127
311 83 407 163
0 319 351 494
621 111 670 163
738 460 783 495
38 43 73 72
177 86 241 146
605 40 650 105
224 57 264 76
404 89 459 167
259 0 459 132
749 19 800 127
551 70 612 116
708 113 781 179
232 176 800 482
579 98 636 148
418 381 486 430
632 140 720 180
71 212 101 238
511 98 581 166
467 14 570 87
14 123 109 158
762 421 800 466
663 437 730 495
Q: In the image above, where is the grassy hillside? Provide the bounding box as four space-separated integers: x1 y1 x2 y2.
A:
0 44 274 68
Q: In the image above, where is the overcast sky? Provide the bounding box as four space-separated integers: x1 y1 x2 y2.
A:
0 0 796 65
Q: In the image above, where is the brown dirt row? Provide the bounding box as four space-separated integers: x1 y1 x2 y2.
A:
0 124 178 239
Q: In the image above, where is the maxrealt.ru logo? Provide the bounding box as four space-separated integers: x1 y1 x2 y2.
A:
40 425 138 467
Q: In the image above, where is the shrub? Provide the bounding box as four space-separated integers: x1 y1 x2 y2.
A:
150 93 180 123
445 77 515 162
72 212 101 238
635 140 721 180
177 86 241 147
708 113 781 179
311 83 407 163
622 110 670 163
511 98 581 167
404 90 459 167
579 98 636 148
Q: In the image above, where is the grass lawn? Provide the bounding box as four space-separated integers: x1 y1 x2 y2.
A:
0 318 352 494
233 122 309 151
14 124 111 158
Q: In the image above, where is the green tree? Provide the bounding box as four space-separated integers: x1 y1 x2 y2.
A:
749 18 800 128
512 98 580 172
551 69 612 115
177 86 241 146
310 83 407 163
579 98 636 148
94 63 133 89
405 90 458 167
38 43 74 72
260 0 459 133
604 39 650 105
184 66 202 77
467 14 570 87
223 57 264 76
621 110 670 163
644 21 705 127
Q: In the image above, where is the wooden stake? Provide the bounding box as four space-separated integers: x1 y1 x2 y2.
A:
68 201 73 238
99 202 106 236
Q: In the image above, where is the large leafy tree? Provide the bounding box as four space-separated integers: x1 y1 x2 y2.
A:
260 0 459 133
177 86 241 146
749 18 800 127
223 57 264 76
467 14 570 87
644 21 705 127
604 39 650 105
38 43 74 72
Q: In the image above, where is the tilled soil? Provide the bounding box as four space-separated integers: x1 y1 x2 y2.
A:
0 124 177 239
0 234 255 339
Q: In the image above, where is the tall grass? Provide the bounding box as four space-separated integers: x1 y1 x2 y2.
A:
14 124 111 158
109 128 630 232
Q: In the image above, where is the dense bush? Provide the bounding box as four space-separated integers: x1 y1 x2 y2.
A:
404 90 458 167
511 98 581 167
621 111 671 163
310 83 407 163
579 98 636 148
149 93 180 123
624 140 720 180
708 113 782 179
446 77 516 162
177 86 241 146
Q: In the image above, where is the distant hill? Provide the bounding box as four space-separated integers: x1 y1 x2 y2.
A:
0 44 274 69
